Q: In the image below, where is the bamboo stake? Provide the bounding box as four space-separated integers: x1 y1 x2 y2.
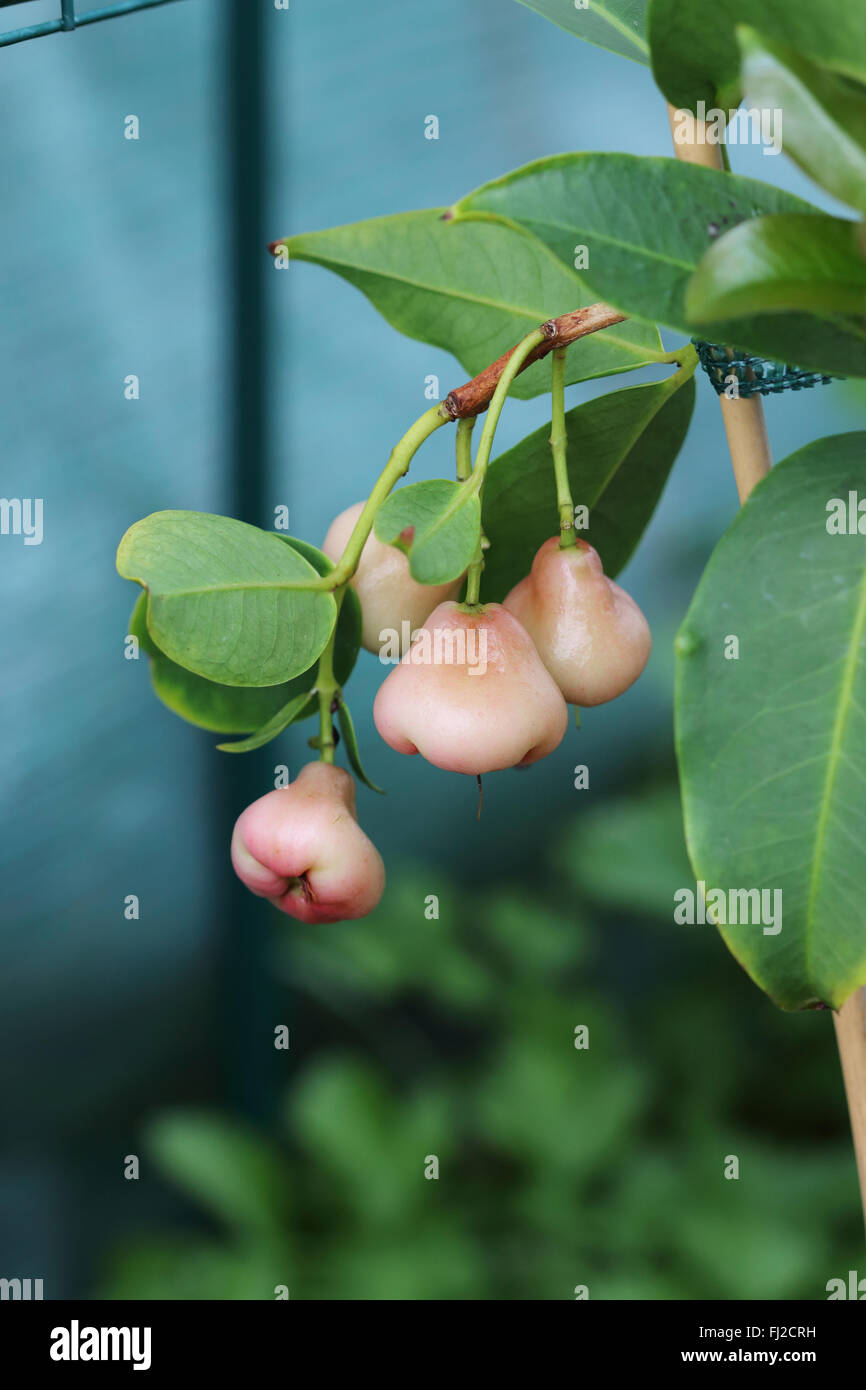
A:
665 104 773 502
668 101 866 1235
834 994 866 1233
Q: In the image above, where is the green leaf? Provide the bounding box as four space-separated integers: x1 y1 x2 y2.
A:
647 0 866 113
216 539 364 750
147 1112 289 1237
102 1239 291 1302
514 0 648 65
216 690 314 754
479 368 695 601
648 0 741 110
675 431 866 1010
686 213 866 322
289 1059 453 1226
374 479 480 585
273 535 363 688
129 592 306 734
336 697 385 794
280 209 662 398
455 153 866 379
128 537 361 734
739 27 866 216
117 511 337 687
477 1038 645 1175
555 786 693 917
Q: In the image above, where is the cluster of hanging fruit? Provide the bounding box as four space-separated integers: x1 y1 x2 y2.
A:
232 500 651 923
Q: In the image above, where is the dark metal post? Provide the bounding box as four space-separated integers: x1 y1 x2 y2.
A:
220 0 279 1122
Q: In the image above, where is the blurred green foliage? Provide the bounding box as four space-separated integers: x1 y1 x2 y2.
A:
101 785 862 1301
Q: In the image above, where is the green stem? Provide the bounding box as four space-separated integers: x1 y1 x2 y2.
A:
464 559 482 607
328 404 449 589
456 415 475 482
469 328 548 493
460 328 547 609
550 347 575 548
457 417 482 601
657 341 700 373
315 589 344 764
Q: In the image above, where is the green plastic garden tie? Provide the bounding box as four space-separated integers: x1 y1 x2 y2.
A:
693 339 838 398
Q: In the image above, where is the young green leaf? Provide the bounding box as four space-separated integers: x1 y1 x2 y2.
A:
686 213 866 322
217 690 314 754
117 511 337 687
738 27 866 216
128 538 362 735
480 369 695 601
128 590 159 656
278 209 661 399
374 479 480 585
675 431 866 1011
514 0 648 65
454 153 866 378
336 697 385 794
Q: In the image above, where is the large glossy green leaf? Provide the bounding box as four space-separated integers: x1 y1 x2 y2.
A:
739 27 866 216
117 512 337 687
455 153 866 378
675 431 866 1010
374 478 480 585
686 213 866 322
480 367 695 601
129 539 362 734
280 209 661 398
648 0 866 112
514 0 648 65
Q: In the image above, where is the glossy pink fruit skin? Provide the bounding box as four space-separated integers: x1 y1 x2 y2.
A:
503 537 651 706
373 601 568 775
322 501 462 654
230 762 385 924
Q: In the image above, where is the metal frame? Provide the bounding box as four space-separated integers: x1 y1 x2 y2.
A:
0 0 184 48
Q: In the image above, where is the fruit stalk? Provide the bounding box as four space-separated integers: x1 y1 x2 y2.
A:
327 403 450 589
455 415 475 482
314 590 343 765
549 347 576 547
470 328 549 491
319 309 638 598
461 327 548 607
